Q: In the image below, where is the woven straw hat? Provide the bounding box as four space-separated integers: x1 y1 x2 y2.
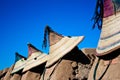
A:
22 43 48 72
42 26 84 67
96 0 120 56
11 52 26 74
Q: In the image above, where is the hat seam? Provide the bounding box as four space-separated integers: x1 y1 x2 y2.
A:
26 52 46 62
50 37 79 54
50 37 69 53
101 31 120 40
12 61 26 73
97 39 120 50
25 54 47 66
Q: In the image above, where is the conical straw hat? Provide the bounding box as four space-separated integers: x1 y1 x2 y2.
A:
11 52 26 74
94 0 120 56
42 26 84 67
22 43 48 72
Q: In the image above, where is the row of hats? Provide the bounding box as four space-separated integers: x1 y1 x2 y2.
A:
11 26 84 74
11 0 120 74
11 43 48 74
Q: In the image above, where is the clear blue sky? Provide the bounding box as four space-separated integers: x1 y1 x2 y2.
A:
0 0 100 70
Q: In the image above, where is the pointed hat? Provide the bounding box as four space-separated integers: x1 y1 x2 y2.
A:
42 26 84 67
11 52 26 74
93 0 120 56
22 43 48 72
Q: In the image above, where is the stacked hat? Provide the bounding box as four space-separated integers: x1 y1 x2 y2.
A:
42 26 84 67
11 52 26 74
22 43 48 72
94 0 120 56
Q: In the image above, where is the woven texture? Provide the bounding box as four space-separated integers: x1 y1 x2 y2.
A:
96 0 120 56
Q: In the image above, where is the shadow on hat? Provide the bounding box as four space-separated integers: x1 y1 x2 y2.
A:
62 46 90 64
42 26 89 67
40 26 92 80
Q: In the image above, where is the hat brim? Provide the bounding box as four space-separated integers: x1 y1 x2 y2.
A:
46 36 84 67
11 59 26 74
22 52 48 72
96 12 120 56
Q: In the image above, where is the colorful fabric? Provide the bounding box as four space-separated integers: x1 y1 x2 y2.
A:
104 0 120 17
104 0 114 17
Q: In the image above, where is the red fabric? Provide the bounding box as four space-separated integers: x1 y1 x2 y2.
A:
104 0 114 17
28 45 39 57
28 46 33 57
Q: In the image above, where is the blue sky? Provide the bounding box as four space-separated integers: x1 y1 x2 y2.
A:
0 0 100 70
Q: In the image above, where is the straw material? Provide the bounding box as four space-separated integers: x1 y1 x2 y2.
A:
96 12 120 56
22 43 48 72
23 51 48 72
45 36 84 67
11 58 26 74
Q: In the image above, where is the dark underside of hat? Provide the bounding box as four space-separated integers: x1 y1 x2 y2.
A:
98 48 120 60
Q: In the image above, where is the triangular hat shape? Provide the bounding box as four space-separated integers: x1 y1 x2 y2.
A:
23 43 48 72
93 0 120 56
11 52 26 74
27 43 40 57
42 26 84 67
